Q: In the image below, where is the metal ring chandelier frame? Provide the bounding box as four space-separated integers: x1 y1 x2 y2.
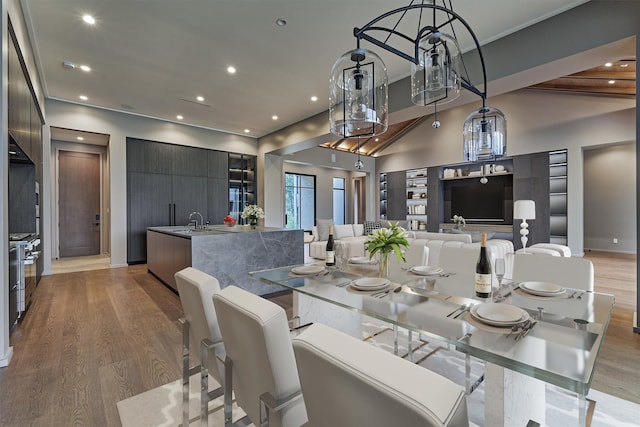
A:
329 1 507 163
354 3 487 102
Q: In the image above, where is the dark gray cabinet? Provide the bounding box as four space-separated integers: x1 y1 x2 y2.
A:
385 171 406 221
126 138 243 264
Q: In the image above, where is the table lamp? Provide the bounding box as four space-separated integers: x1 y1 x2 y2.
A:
514 200 536 252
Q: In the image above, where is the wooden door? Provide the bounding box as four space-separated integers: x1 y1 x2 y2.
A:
59 151 101 257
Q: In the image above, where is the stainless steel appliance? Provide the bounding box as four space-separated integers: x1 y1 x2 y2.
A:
8 245 19 332
10 233 40 316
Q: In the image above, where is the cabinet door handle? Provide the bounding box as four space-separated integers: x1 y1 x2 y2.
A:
169 203 173 225
173 203 176 226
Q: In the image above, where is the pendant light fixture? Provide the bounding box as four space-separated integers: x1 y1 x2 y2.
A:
354 136 364 169
329 0 506 161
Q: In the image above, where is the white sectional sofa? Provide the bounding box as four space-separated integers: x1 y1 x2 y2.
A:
310 223 369 260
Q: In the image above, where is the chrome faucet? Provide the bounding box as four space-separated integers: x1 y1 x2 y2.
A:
188 211 204 229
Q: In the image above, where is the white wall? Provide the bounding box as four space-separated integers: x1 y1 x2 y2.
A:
44 100 258 268
584 142 637 253
375 90 636 256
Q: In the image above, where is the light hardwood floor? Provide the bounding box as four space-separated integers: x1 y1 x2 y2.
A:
0 251 637 426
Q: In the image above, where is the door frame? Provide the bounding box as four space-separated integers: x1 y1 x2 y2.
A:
52 142 109 259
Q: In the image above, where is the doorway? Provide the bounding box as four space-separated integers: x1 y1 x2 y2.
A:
58 150 101 257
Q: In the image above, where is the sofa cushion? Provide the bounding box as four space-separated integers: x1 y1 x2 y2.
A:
334 224 355 240
363 220 382 235
352 224 364 237
316 219 333 241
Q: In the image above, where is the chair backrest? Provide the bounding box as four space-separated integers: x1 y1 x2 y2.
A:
175 267 225 383
425 240 465 266
405 239 428 266
292 323 469 427
512 254 594 291
437 245 482 275
212 286 307 427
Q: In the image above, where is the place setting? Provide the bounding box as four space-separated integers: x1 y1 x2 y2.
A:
289 264 328 277
514 281 569 299
348 256 377 265
407 265 443 276
465 302 532 335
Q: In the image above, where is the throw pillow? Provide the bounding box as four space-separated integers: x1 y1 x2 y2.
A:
363 220 382 235
333 224 355 240
316 219 334 241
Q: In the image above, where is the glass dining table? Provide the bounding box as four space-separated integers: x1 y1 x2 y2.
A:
250 261 615 427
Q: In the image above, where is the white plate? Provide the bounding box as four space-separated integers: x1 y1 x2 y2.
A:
291 265 325 275
471 303 529 327
349 257 375 264
351 277 390 291
520 281 566 297
409 266 443 276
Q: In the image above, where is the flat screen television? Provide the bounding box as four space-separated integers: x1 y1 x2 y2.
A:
445 174 513 224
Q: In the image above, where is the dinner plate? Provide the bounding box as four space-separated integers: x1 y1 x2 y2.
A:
520 281 566 297
351 277 390 291
349 257 375 264
409 266 443 276
291 265 325 275
470 303 529 327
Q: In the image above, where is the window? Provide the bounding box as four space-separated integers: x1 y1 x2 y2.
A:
333 177 345 225
285 173 315 230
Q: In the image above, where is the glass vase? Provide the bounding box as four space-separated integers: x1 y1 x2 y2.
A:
249 218 257 229
378 252 389 278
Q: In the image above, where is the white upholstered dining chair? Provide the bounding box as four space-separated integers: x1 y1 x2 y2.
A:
512 254 594 291
213 285 308 427
175 267 232 427
292 323 470 427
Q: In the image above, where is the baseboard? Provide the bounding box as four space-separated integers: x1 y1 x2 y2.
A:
0 346 14 368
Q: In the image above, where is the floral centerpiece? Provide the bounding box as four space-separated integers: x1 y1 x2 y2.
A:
453 215 466 229
365 222 410 278
223 215 236 227
241 204 264 228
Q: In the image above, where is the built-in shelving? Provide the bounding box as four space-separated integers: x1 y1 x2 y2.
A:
406 168 427 230
549 150 568 245
379 173 387 220
228 153 256 223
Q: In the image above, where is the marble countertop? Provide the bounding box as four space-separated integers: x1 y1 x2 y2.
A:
148 224 290 238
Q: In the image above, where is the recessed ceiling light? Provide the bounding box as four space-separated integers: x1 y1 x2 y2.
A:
177 115 184 120
196 96 204 102
227 66 236 74
272 115 278 120
375 138 379 142
604 62 613 67
82 15 95 25
79 95 88 101
620 63 629 68
310 96 318 102
276 18 287 27
80 65 91 72
608 80 616 84
77 136 84 141
244 129 251 133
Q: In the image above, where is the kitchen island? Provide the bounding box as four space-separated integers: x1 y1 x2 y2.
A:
147 225 303 295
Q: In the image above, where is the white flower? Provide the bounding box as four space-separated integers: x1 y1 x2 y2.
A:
241 204 265 220
453 215 466 226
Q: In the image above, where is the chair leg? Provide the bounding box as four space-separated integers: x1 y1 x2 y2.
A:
224 356 234 426
180 318 191 427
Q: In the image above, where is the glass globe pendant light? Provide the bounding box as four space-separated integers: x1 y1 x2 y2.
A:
463 105 507 162
411 31 461 106
329 48 388 138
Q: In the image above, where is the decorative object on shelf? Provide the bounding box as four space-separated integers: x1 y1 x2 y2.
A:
514 200 536 252
241 204 264 229
223 215 237 227
328 0 506 162
453 214 466 229
365 222 409 278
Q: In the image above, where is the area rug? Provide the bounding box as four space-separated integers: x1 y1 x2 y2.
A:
119 322 640 427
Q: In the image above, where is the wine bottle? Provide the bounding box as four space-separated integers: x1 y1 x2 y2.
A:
475 232 492 299
325 226 335 266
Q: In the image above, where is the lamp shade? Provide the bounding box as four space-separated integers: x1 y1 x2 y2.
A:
463 106 507 162
411 31 461 106
514 200 536 220
329 48 388 138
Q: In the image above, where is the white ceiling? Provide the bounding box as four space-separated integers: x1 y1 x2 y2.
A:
23 0 590 140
